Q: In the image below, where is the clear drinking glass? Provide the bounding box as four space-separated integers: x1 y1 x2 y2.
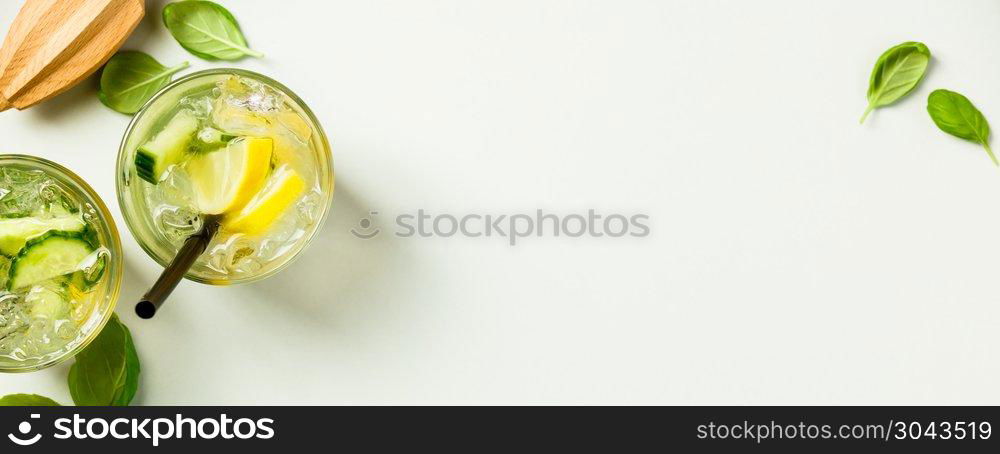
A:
116 69 334 286
0 155 122 372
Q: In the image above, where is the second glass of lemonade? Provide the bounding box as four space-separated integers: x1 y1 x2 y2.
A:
117 69 334 285
0 155 122 372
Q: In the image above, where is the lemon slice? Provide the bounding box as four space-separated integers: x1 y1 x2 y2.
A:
225 166 306 235
187 137 273 215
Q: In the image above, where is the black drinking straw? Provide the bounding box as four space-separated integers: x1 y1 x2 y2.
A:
135 217 220 319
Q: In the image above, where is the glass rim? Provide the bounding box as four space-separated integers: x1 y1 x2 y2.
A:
0 154 123 373
115 68 335 285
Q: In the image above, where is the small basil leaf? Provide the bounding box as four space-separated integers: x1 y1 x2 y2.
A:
861 41 931 124
99 51 189 115
163 1 263 61
0 394 60 406
68 313 141 406
927 89 996 166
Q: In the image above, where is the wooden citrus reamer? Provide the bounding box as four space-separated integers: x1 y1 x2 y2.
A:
0 0 144 111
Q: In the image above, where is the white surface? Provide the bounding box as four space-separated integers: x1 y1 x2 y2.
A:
2 0 1000 404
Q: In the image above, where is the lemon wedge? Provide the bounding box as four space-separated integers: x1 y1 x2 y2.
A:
225 166 306 235
187 137 273 215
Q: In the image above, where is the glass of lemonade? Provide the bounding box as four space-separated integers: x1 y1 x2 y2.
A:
0 155 122 372
116 69 334 286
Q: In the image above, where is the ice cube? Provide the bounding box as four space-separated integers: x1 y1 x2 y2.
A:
275 111 313 143
0 294 28 344
205 244 231 275
37 180 78 215
0 333 25 358
211 104 271 136
297 190 323 226
219 76 280 113
0 169 46 217
1 167 44 185
55 320 76 341
233 252 262 275
76 249 109 285
180 93 214 120
204 233 262 275
155 205 204 244
256 211 306 262
80 203 99 225
155 167 198 210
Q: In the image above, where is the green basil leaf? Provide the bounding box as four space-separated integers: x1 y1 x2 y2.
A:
163 1 264 61
861 41 930 124
927 89 996 166
111 321 140 406
99 51 189 115
0 394 60 406
68 313 141 406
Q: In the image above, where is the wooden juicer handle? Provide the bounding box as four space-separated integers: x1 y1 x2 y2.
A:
0 0 144 111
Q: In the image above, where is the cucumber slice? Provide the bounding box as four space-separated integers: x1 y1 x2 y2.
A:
25 285 69 321
8 233 95 291
135 109 199 184
0 255 10 289
0 215 86 256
